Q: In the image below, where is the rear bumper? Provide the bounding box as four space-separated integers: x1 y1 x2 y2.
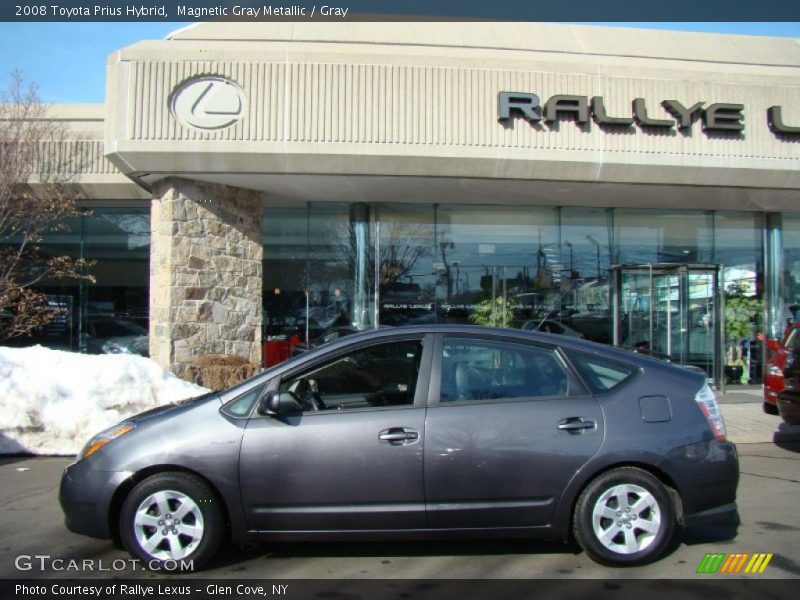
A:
683 502 739 528
763 401 779 415
661 439 739 521
777 391 800 425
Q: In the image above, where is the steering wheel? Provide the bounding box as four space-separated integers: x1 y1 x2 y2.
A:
295 379 326 411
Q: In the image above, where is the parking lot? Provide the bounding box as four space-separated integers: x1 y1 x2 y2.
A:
1 392 799 581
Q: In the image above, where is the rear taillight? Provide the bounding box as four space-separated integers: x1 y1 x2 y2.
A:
694 383 726 441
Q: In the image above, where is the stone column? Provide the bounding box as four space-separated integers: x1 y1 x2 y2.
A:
149 177 263 377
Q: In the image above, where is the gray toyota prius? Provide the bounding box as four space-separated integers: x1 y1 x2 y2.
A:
60 325 738 569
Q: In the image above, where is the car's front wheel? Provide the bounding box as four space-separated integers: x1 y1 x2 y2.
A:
120 472 223 570
573 467 676 566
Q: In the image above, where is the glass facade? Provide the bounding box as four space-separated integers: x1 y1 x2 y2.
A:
1 207 150 355
780 214 800 334
3 198 787 389
262 203 770 385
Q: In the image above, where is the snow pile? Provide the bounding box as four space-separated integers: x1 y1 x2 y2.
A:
0 345 209 455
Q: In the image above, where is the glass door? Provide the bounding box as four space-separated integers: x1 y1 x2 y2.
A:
612 264 721 386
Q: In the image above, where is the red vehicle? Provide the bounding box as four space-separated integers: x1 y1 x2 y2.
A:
764 323 800 414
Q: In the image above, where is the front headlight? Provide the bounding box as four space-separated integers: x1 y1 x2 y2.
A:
78 422 136 461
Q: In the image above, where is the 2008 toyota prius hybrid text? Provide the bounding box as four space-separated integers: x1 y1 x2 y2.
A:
60 325 739 569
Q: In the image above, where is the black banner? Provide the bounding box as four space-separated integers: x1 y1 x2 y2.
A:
2 0 800 22
3 579 799 600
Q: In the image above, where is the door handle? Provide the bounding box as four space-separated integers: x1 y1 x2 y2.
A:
378 428 419 445
557 417 596 433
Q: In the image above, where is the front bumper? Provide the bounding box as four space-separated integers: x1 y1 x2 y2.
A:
59 459 132 540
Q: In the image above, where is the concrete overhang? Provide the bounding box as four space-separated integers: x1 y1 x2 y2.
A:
104 22 800 210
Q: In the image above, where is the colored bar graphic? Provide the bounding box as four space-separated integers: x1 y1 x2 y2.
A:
697 553 726 573
697 552 773 574
744 553 774 574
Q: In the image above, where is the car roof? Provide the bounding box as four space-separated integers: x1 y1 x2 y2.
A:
239 323 701 403
312 324 651 364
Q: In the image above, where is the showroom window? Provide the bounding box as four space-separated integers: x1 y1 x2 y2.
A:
0 207 150 355
260 202 767 385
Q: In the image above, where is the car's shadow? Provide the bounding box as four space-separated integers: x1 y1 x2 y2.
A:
207 537 583 571
774 424 800 452
676 521 739 547
203 519 740 572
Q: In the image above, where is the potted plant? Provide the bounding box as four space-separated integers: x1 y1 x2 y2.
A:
724 283 763 385
469 296 520 327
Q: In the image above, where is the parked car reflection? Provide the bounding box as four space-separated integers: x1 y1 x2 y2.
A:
521 319 585 338
84 316 149 357
290 326 362 357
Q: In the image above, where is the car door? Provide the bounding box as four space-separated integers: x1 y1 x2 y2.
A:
424 333 604 529
239 334 432 532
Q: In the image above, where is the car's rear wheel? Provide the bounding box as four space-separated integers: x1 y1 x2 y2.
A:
573 467 675 566
120 472 223 570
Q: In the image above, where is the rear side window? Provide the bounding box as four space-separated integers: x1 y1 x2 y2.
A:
440 337 569 402
567 352 637 393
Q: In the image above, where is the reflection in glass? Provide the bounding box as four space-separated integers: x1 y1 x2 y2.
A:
262 206 308 359
1 208 151 355
257 202 766 385
377 204 435 326
714 212 764 383
308 203 375 334
84 209 150 355
781 215 800 334
434 205 559 327
559 208 613 344
614 210 713 265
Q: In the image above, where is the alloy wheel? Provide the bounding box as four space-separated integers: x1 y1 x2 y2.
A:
133 489 204 561
591 483 661 555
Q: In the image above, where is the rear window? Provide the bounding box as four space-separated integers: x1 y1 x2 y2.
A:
567 352 637 393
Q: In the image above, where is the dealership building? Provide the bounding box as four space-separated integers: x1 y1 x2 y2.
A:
18 22 800 386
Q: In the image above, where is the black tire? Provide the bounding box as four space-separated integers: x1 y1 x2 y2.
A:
120 472 223 571
573 467 676 567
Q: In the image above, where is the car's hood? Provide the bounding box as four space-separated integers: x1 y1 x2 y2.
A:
127 391 219 424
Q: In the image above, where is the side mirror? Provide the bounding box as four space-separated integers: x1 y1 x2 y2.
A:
257 390 303 416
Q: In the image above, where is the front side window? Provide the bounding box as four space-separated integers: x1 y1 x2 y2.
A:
223 383 267 418
279 339 423 411
440 338 568 402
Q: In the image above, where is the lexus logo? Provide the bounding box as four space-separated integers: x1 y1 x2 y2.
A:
170 76 246 131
